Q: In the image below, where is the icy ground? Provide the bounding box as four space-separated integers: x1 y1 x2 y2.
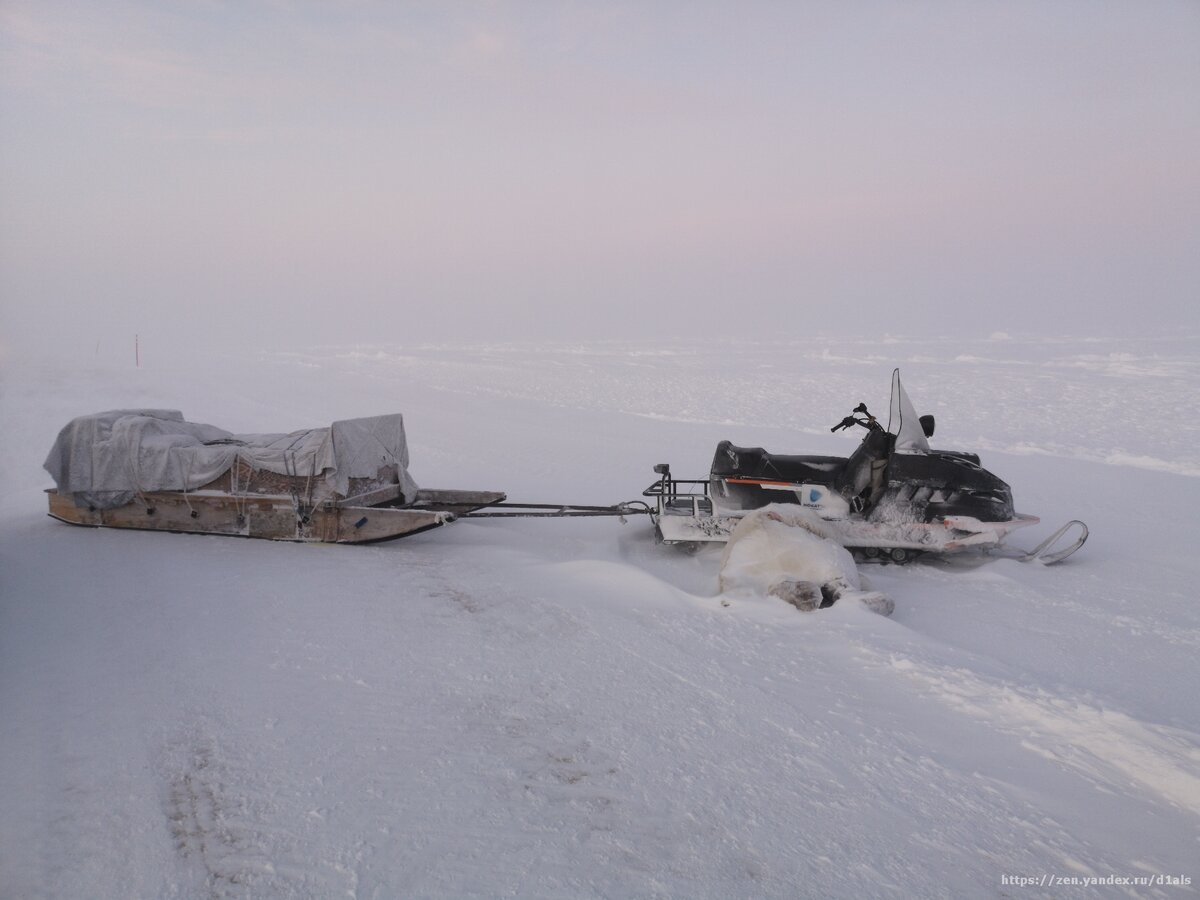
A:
2 334 1198 899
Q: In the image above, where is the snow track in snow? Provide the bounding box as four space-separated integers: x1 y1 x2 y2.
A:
881 653 1200 816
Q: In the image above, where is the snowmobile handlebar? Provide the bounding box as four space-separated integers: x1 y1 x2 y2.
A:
830 404 882 433
831 416 857 432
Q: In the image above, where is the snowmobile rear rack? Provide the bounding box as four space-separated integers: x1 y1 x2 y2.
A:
642 464 711 508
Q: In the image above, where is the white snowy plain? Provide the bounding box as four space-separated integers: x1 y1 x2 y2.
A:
2 335 1198 899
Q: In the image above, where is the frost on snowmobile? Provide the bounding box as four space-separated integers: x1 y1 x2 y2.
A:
644 370 1088 564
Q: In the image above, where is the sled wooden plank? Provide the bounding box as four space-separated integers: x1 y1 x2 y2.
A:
324 506 451 544
46 489 454 544
411 489 507 510
50 489 293 539
335 484 402 508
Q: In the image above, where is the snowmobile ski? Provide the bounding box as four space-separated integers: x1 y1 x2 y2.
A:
997 519 1089 565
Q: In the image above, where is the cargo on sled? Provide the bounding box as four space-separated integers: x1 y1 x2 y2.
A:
43 409 504 544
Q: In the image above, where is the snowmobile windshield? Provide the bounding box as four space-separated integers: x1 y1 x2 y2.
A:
888 369 930 452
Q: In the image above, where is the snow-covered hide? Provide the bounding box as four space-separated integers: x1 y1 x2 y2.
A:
43 409 418 509
719 505 893 615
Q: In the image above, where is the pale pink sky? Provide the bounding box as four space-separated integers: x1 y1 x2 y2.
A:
2 1 1197 356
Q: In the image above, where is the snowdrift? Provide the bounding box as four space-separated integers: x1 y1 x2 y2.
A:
719 505 894 615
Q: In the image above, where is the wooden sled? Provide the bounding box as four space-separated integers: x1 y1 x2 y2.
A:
46 486 507 545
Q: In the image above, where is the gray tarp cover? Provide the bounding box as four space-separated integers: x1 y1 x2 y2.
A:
43 410 419 509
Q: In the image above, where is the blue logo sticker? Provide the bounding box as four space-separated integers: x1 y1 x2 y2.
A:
809 488 822 503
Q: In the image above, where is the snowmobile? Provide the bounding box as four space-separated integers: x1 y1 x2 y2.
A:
644 370 1087 564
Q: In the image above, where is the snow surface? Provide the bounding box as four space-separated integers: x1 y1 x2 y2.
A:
2 336 1199 898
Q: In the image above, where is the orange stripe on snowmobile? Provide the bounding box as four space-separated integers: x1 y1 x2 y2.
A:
724 478 800 488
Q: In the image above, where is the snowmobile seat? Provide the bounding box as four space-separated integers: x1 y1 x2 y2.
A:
758 453 846 485
710 441 845 486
